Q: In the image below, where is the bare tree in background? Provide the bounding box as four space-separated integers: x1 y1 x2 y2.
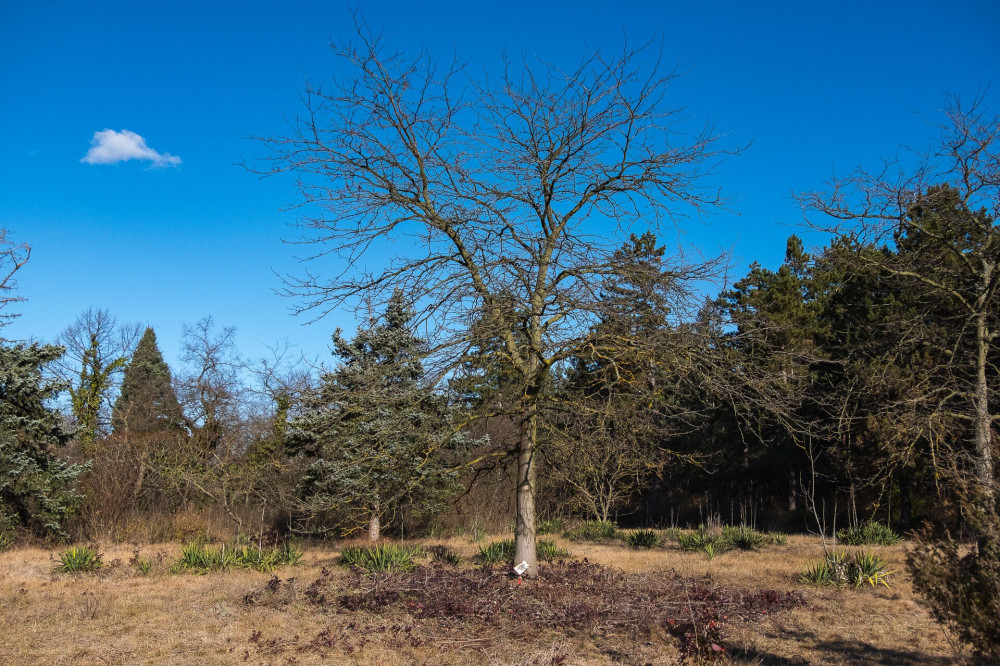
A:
256 24 735 575
0 229 29 334
54 308 142 448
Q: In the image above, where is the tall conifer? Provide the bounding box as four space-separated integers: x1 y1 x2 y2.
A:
293 292 469 539
112 327 183 435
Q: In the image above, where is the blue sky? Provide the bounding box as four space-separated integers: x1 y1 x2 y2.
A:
2 0 998 368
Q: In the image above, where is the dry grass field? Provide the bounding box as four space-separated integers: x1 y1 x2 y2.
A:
0 534 962 665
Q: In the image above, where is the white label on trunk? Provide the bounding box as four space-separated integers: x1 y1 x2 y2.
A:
513 560 530 575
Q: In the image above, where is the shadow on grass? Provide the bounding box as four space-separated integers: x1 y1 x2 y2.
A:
730 634 957 665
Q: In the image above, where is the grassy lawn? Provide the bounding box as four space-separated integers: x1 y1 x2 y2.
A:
0 534 959 664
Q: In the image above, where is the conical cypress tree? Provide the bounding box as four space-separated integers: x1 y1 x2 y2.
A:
112 327 183 435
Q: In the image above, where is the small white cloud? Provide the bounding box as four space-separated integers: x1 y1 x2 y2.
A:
81 129 181 167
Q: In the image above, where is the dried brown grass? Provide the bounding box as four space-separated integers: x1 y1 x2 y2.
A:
0 535 961 665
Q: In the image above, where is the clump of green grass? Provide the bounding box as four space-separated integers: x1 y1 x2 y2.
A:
173 540 303 573
477 538 515 564
624 529 663 549
800 550 894 588
676 524 788 558
477 538 572 564
536 539 571 561
677 530 730 554
837 521 902 546
340 543 422 573
537 517 565 535
723 525 770 551
661 527 682 542
136 557 153 575
564 520 618 542
427 544 463 566
53 545 103 573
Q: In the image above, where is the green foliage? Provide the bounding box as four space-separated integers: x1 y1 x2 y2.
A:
624 529 663 549
909 513 1000 664
173 540 303 573
564 520 618 542
69 334 126 448
427 544 462 566
799 557 839 587
677 530 730 555
340 543 422 573
537 517 564 535
477 538 514 564
849 551 894 588
0 343 87 539
477 538 569 563
723 525 771 551
112 327 183 434
837 521 902 546
535 539 571 561
799 550 893 588
53 545 103 573
293 293 478 537
675 524 785 555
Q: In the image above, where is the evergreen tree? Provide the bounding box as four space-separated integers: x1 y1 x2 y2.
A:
0 343 87 539
112 327 183 435
550 233 699 521
293 293 471 539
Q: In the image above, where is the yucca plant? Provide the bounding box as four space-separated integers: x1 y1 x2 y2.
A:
800 550 893 588
135 557 153 575
427 544 463 566
723 525 770 550
677 531 708 551
624 529 663 549
340 543 422 573
767 531 788 546
53 545 103 573
800 559 837 586
849 551 894 588
837 521 902 546
477 538 515 564
537 517 565 535
564 520 618 542
535 539 571 561
174 540 303 573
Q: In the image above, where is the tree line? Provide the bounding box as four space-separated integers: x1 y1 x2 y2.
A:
0 28 997 659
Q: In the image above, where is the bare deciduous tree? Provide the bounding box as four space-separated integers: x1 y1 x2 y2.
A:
0 229 30 334
54 307 142 448
256 24 735 574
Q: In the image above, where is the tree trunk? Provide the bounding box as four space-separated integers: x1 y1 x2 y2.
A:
514 405 538 578
973 312 995 506
787 469 797 512
368 510 380 542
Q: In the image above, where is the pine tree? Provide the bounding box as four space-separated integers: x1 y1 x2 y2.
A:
112 327 183 435
0 343 87 539
293 292 469 539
